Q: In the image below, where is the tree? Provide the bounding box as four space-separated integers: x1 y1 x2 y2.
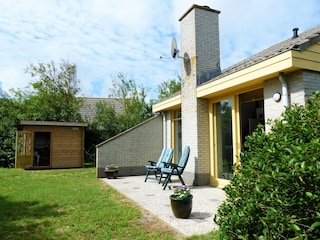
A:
214 92 320 239
108 73 153 131
13 60 83 122
156 77 181 100
85 73 153 163
0 89 20 167
85 101 120 163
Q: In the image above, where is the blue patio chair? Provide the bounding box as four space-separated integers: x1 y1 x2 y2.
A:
160 146 190 190
144 148 174 182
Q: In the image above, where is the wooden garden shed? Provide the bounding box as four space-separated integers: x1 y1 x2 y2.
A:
15 121 87 169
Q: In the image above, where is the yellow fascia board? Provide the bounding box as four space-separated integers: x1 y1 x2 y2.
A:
197 51 294 98
292 44 320 70
152 94 181 112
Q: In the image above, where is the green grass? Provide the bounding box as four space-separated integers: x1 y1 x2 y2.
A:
0 168 178 239
0 167 220 240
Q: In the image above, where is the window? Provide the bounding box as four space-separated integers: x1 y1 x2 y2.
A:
215 99 233 179
173 109 182 161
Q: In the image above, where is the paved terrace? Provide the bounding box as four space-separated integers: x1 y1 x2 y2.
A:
102 175 226 237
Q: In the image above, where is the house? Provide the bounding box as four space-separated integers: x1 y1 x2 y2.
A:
15 121 87 169
79 97 124 123
152 5 320 188
96 5 320 184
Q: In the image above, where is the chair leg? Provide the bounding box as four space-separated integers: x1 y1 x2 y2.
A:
178 173 185 185
158 173 163 184
144 170 150 182
162 172 173 190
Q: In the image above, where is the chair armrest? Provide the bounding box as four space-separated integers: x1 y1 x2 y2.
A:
147 160 157 166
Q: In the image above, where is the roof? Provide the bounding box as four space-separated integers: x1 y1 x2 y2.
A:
205 25 320 84
79 98 124 123
20 121 88 127
153 25 320 111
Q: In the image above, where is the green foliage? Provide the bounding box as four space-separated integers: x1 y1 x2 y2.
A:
92 73 153 135
86 73 154 163
85 101 120 163
13 60 83 122
156 77 181 100
109 73 153 130
170 185 192 200
91 101 120 139
214 92 320 239
0 60 84 167
0 90 19 167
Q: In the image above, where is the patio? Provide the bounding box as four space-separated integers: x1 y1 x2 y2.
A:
102 175 226 237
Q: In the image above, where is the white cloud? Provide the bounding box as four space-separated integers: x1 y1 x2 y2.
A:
0 0 319 100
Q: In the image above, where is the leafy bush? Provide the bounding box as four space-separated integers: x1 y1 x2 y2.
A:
0 90 20 168
214 91 320 239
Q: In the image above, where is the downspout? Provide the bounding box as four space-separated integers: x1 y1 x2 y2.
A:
279 72 289 107
160 112 167 148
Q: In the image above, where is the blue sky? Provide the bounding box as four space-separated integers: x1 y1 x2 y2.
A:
1 0 319 100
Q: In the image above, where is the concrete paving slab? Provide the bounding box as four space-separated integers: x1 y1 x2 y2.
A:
101 175 226 237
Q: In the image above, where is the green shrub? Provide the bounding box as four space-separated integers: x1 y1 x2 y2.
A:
214 91 320 239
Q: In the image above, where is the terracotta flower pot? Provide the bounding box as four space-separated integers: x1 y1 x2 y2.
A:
170 195 193 219
104 169 119 179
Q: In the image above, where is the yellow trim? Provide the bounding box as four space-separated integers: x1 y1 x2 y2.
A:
232 95 241 165
171 109 182 163
197 49 320 100
209 102 215 184
292 44 320 70
153 95 181 112
153 48 320 113
197 51 293 99
211 102 218 185
209 88 262 187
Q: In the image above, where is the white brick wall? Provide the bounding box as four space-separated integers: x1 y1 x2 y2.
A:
96 115 163 178
264 70 320 131
180 5 220 185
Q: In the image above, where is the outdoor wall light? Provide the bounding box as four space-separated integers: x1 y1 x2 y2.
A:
273 92 281 102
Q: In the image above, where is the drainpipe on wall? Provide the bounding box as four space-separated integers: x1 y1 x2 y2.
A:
279 72 289 107
160 112 167 148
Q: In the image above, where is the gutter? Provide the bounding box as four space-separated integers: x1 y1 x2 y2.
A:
279 72 289 107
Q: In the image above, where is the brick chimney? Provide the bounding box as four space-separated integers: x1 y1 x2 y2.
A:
179 5 221 186
179 5 221 85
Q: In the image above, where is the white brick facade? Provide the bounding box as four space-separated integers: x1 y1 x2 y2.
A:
180 5 220 185
96 115 163 178
264 70 320 131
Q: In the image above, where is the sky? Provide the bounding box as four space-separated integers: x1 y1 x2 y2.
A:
1 0 319 100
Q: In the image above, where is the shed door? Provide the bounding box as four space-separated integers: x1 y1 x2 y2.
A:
15 131 34 168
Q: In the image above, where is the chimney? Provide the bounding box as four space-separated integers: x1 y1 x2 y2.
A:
292 27 299 39
179 5 221 85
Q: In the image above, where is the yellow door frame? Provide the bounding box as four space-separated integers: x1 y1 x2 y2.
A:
209 95 241 187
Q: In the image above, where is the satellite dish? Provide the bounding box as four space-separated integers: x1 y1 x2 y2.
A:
171 37 179 58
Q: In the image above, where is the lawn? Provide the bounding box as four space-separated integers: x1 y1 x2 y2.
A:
0 167 219 240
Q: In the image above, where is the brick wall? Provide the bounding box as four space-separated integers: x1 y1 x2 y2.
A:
96 115 163 178
180 5 220 185
264 70 320 131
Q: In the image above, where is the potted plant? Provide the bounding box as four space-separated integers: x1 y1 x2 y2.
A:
169 185 193 219
104 164 119 179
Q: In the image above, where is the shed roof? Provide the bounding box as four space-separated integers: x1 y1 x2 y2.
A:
20 121 88 127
